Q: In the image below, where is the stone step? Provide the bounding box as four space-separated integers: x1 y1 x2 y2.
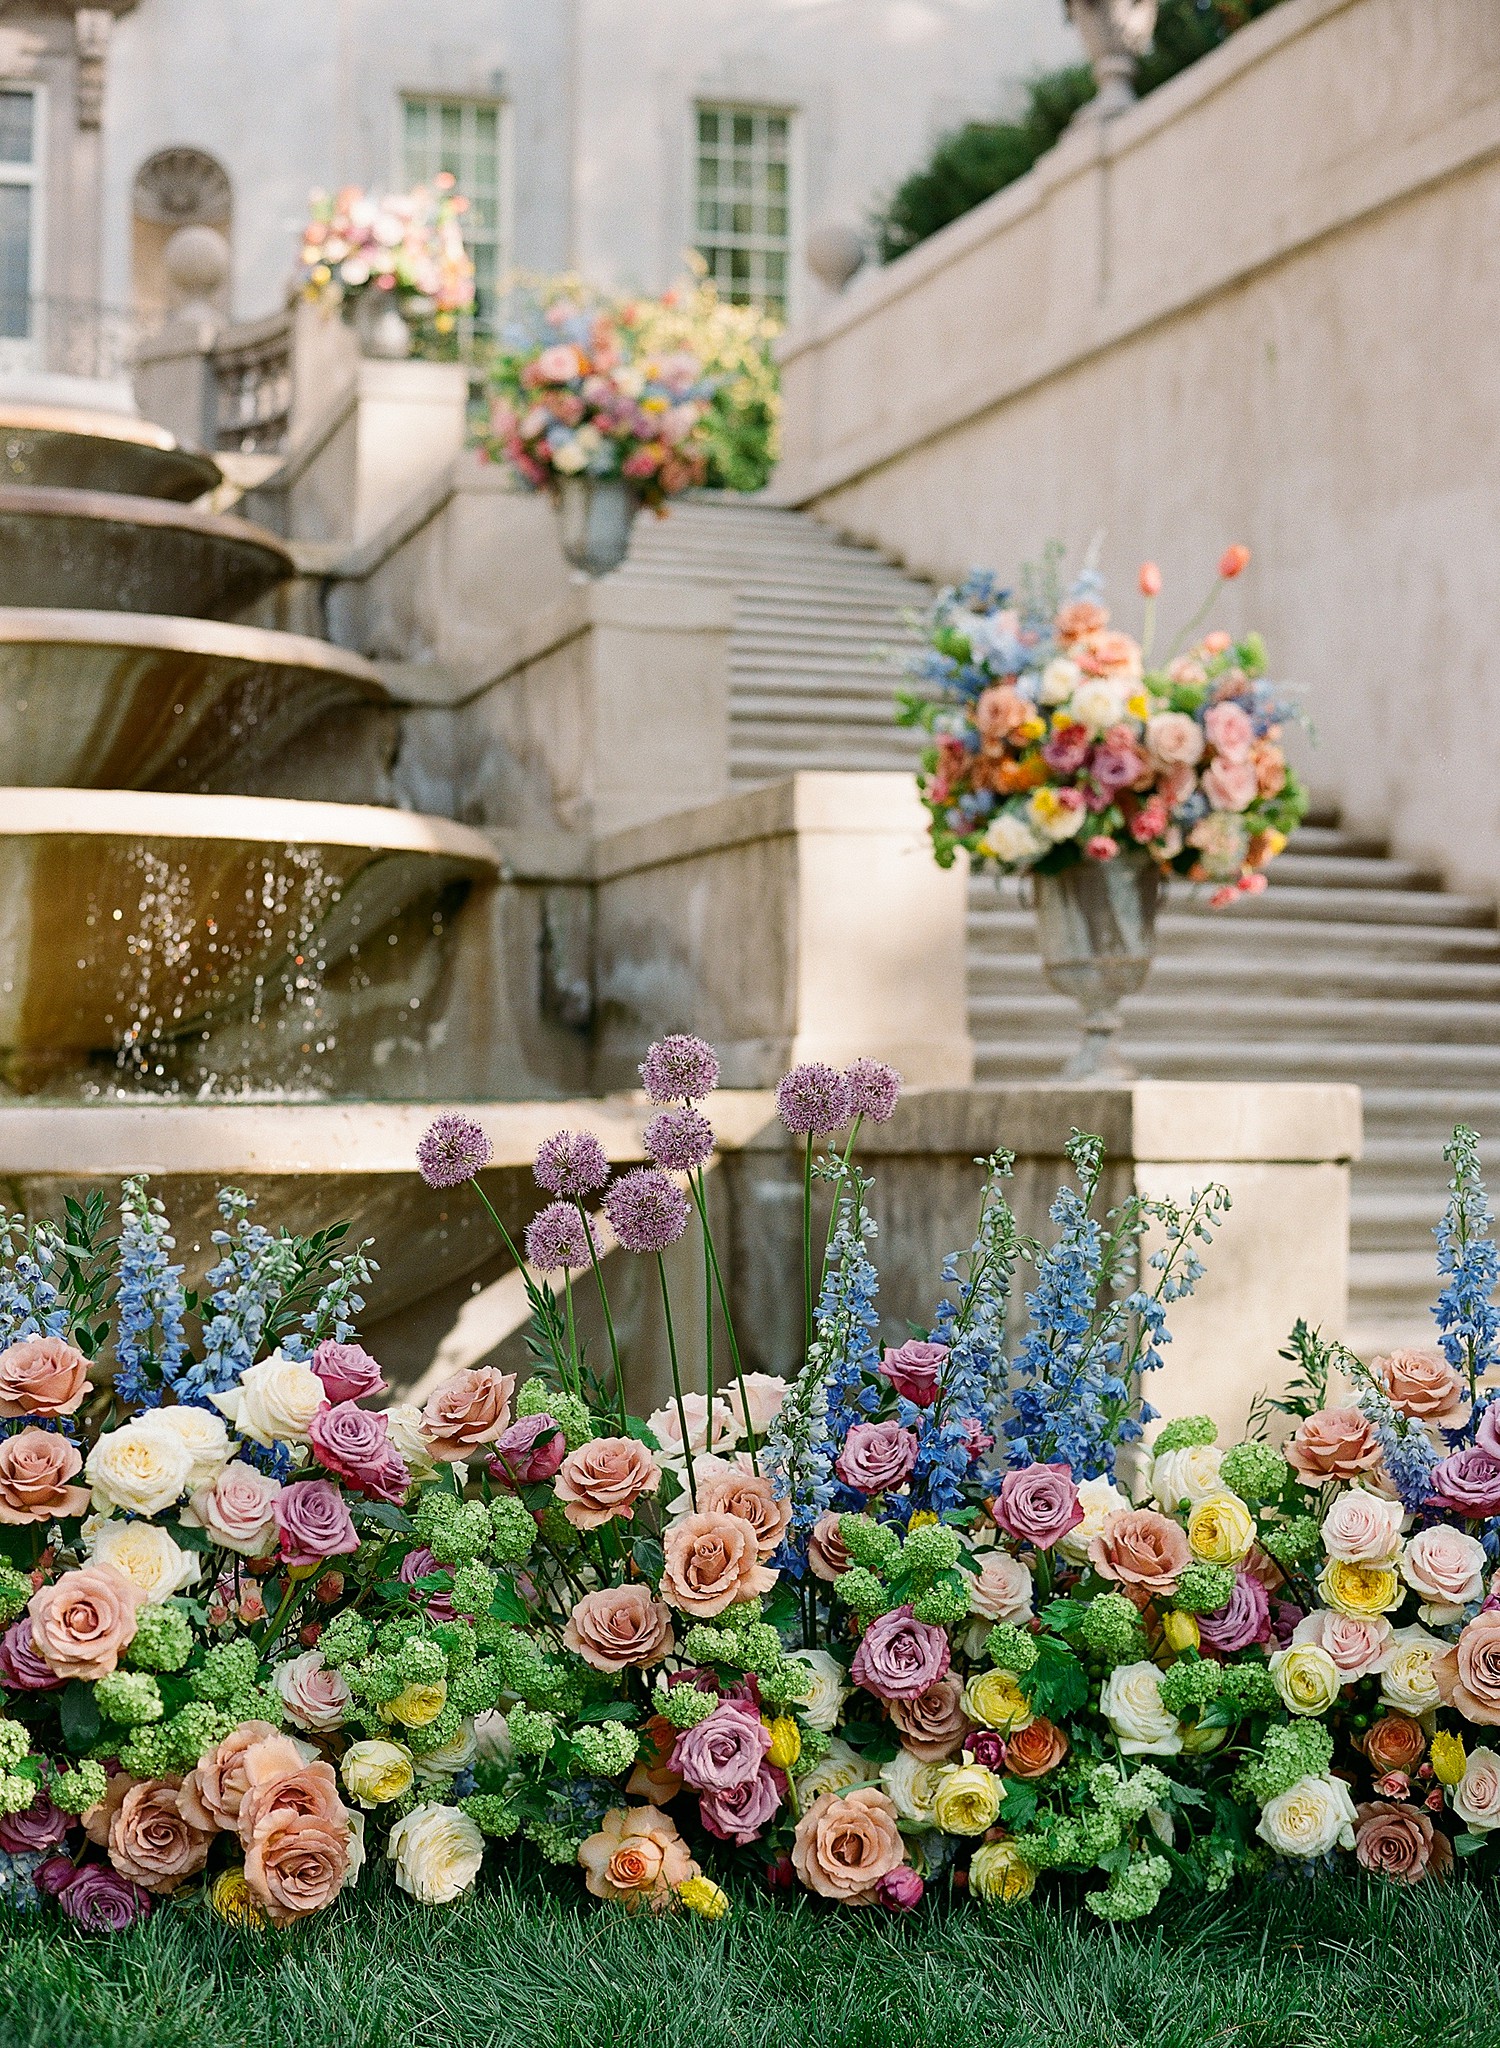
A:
966 906 1500 960
1349 1185 1450 1251
733 690 915 724
967 952 1500 1003
971 1036 1500 1084
968 989 1500 1047
1363 1087 1500 1130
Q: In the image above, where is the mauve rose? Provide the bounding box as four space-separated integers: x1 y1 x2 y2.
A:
0 1783 68 1854
1429 1447 1500 1520
309 1402 410 1504
0 1335 90 1419
835 1420 918 1495
1090 725 1151 800
1478 1402 1500 1459
35 1854 76 1898
310 1339 385 1404
57 1862 153 1931
1363 1714 1427 1776
0 1617 64 1690
850 1605 951 1702
399 1547 456 1622
879 1341 947 1407
1042 723 1091 775
963 1730 1008 1772
694 1471 791 1562
699 1761 784 1845
555 1437 661 1530
876 1865 924 1912
889 1674 972 1761
487 1413 567 1487
671 1699 771 1793
1374 1348 1466 1427
1284 1408 1382 1483
993 1463 1084 1550
807 1512 852 1583
1197 1568 1271 1654
1353 1800 1449 1884
274 1479 360 1569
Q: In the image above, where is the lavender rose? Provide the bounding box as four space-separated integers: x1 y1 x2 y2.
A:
1196 1568 1271 1654
56 1862 154 1932
310 1339 385 1404
850 1605 952 1703
699 1761 784 1845
399 1547 456 1622
1429 1447 1500 1520
670 1700 772 1793
487 1413 567 1488
878 1341 947 1407
0 1617 64 1690
834 1420 919 1496
0 1783 69 1854
992 1462 1084 1550
273 1480 360 1569
308 1402 410 1504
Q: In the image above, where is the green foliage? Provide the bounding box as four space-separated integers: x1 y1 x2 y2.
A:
1153 1414 1219 1455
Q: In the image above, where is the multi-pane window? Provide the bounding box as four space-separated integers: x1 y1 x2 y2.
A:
694 104 791 317
0 89 39 341
401 96 502 320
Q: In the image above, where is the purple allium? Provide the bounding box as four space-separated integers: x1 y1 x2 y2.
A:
644 1106 715 1173
774 1062 853 1136
525 1201 592 1273
533 1129 610 1198
604 1168 691 1254
639 1034 720 1104
417 1113 493 1190
844 1058 902 1124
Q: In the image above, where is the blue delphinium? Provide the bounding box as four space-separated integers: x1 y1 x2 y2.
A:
113 1178 187 1408
1434 1124 1500 1419
183 1189 300 1405
0 1215 69 1351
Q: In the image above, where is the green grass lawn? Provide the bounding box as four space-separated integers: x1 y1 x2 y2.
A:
0 1863 1492 2048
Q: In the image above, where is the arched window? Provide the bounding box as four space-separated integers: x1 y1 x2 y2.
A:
131 147 232 324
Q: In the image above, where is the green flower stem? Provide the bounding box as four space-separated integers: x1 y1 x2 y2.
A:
656 1251 698 1512
802 1133 815 1364
472 1184 524 1267
562 1271 580 1403
574 1199 626 1432
688 1171 759 1473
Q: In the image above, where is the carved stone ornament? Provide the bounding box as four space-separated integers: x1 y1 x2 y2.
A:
132 147 233 227
74 7 114 129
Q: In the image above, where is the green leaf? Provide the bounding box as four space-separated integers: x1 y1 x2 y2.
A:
574 1700 638 1725
489 1579 530 1625
1039 1595 1091 1636
60 1680 102 1754
170 1521 213 1551
625 1418 661 1452
357 1502 415 1534
1456 1831 1490 1857
997 1777 1038 1830
1025 1635 1088 1720
631 1537 665 1586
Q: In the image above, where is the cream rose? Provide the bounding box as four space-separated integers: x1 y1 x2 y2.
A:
212 1352 326 1447
386 1802 485 1904
1151 1442 1224 1509
1269 1643 1341 1717
1070 676 1132 733
84 1516 199 1603
412 1726 481 1787
1187 1492 1257 1567
1401 1524 1488 1625
183 1459 282 1556
341 1740 415 1808
879 1749 948 1827
1255 1774 1358 1858
150 1405 232 1490
1377 1625 1446 1715
275 1650 353 1734
1099 1660 1182 1756
1057 1476 1132 1565
385 1404 443 1481
1039 656 1081 705
1320 1487 1405 1566
793 1735 879 1805
84 1417 193 1517
966 1550 1034 1625
1453 1747 1500 1832
782 1648 849 1734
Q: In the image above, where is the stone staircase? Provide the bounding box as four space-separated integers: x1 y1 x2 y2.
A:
623 496 1498 1353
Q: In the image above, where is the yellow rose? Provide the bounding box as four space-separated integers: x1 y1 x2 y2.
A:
1319 1557 1402 1619
1431 1731 1467 1787
382 1680 448 1729
1161 1611 1200 1654
764 1716 801 1772
677 1875 730 1918
1187 1492 1256 1566
933 1764 1004 1836
969 1840 1036 1905
341 1738 416 1807
1269 1643 1341 1717
961 1668 1034 1734
209 1868 264 1927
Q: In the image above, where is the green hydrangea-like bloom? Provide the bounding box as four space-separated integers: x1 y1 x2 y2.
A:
506 1705 556 1757
122 1702 235 1777
404 1702 463 1756
834 1567 893 1618
95 1671 164 1727
1219 1441 1288 1502
428 1499 495 1566
451 1562 498 1619
1085 1853 1171 1922
837 1514 901 1573
399 1637 447 1686
794 1725 830 1773
525 1818 586 1863
911 1578 969 1627
1158 1656 1223 1716
572 1722 639 1776
985 1623 1040 1675
190 1639 258 1705
459 1794 520 1837
0 1721 29 1770
1217 1661 1281 1718
353 1652 409 1708
0 1772 35 1816
900 1524 962 1577
653 1682 720 1730
432 1621 478 1671
1174 1561 1237 1616
378 1613 425 1651
1079 1594 1148 1663
51 1759 108 1816
488 1494 539 1565
125 1602 193 1674
1152 1415 1218 1455
1101 1763 1170 1822
515 1379 594 1449
318 1609 375 1667
683 1624 738 1666
450 1659 505 1717
0 1565 33 1627
1259 1516 1320 1565
1233 1719 1335 1805
757 1661 812 1709
735 1622 786 1674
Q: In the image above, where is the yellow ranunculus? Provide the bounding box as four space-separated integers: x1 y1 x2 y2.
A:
1187 1492 1257 1567
969 1840 1036 1905
676 1875 730 1918
340 1738 416 1807
1015 716 1047 745
1269 1643 1341 1717
209 1868 264 1927
961 1668 1034 1734
764 1715 802 1771
382 1679 448 1729
906 1510 939 1532
1318 1557 1402 1619
1431 1731 1467 1787
933 1763 1004 1836
1161 1610 1201 1654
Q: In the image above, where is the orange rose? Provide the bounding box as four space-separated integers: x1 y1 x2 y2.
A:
889 1675 972 1761
419 1367 516 1463
1088 1509 1191 1598
553 1437 660 1530
179 1723 294 1832
108 1776 215 1894
625 1717 683 1808
660 1509 776 1618
1005 1717 1070 1779
0 1427 90 1524
1055 599 1110 644
694 1471 792 1562
244 1807 353 1925
1373 1349 1467 1428
0 1336 90 1419
1284 1408 1382 1483
1433 1611 1500 1725
577 1806 697 1911
791 1787 906 1906
27 1564 144 1681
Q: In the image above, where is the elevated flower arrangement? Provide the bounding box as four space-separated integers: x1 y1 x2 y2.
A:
297 176 476 325
1 1057 1499 1932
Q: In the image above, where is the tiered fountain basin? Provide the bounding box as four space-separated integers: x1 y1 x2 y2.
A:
0 611 387 790
0 487 291 617
0 789 499 1089
0 402 221 502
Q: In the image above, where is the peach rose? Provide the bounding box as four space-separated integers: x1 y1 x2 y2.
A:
1285 1408 1382 1483
889 1675 972 1762
694 1471 792 1562
184 1459 281 1556
1005 1717 1070 1779
554 1437 660 1530
419 1366 516 1463
1088 1509 1191 1598
244 1806 353 1925
82 1768 140 1847
577 1805 697 1911
1362 1714 1427 1776
807 1511 851 1583
236 1751 345 1846
660 1509 776 1617
0 1427 90 1524
1374 1348 1467 1427
1353 1800 1451 1884
1433 1610 1500 1725
791 1786 906 1906
108 1776 215 1894
1055 599 1109 644
0 1335 90 1419
563 1584 676 1672
178 1722 294 1832
626 1717 684 1808
27 1564 144 1681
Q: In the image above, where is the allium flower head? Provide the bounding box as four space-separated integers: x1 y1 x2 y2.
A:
417 1114 492 1190
644 1106 715 1173
533 1129 610 1198
640 1034 720 1104
844 1059 902 1124
525 1203 592 1273
604 1169 691 1254
775 1062 853 1136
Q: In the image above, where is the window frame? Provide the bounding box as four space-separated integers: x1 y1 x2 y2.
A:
395 89 511 326
0 80 45 353
689 98 799 323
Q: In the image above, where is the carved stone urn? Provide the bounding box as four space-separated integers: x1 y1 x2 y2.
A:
1065 0 1159 117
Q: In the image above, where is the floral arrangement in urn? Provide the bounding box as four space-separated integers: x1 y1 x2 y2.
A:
297 175 476 325
900 545 1307 906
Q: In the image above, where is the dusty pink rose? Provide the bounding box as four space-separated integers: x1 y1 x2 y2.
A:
419 1366 516 1462
308 1402 410 1504
274 1649 353 1733
888 1674 971 1760
967 1550 1034 1624
108 1777 214 1894
178 1723 286 1832
27 1564 144 1681
563 1585 675 1672
1088 1509 1191 1597
850 1604 951 1702
671 1699 771 1793
0 1427 90 1524
309 1339 385 1404
835 1420 919 1495
0 1617 63 1690
1320 1488 1404 1565
1374 1348 1467 1427
1284 1407 1382 1483
792 1787 906 1906
1145 711 1205 768
1203 757 1259 811
1291 1608 1393 1681
274 1479 360 1568
694 1470 791 1561
660 1510 776 1617
699 1762 783 1845
488 1413 568 1487
1203 700 1254 762
185 1459 282 1556
975 683 1031 749
1433 1611 1500 1724
993 1463 1083 1550
1089 725 1151 799
807 1511 852 1583
879 1341 948 1407
0 1336 90 1419
236 1751 345 1846
1402 1524 1487 1619
244 1806 353 1925
1353 1800 1450 1884
555 1437 661 1529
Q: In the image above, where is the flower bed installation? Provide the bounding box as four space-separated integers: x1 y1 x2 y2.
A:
2 1048 1498 1931
899 546 1308 906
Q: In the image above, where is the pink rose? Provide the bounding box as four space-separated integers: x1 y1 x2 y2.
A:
308 1403 410 1504
1203 757 1258 811
967 1550 1034 1624
1089 725 1151 800
1292 1608 1393 1681
1203 701 1254 762
1145 711 1205 769
27 1565 144 1681
1041 723 1091 776
0 1336 90 1419
671 1699 771 1792
1320 1488 1404 1565
1285 1408 1382 1483
274 1649 353 1733
835 1421 918 1496
1374 1350 1466 1427
850 1605 951 1702
309 1340 385 1405
1401 1524 1487 1620
488 1413 567 1487
699 1761 783 1846
273 1480 360 1568
879 1341 947 1407
185 1459 282 1556
0 1616 64 1690
807 1512 852 1583
992 1462 1083 1550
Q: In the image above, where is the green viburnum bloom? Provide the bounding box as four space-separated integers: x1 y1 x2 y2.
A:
404 1702 464 1756
1151 1415 1218 1455
910 1578 968 1627
506 1706 556 1758
1158 1656 1222 1717
50 1759 108 1815
0 1566 33 1627
428 1500 494 1566
1085 1854 1171 1922
683 1624 739 1666
735 1622 786 1674
125 1602 193 1673
450 1562 498 1619
525 1818 586 1864
757 1661 813 1710
0 1721 29 1770
1233 1719 1334 1805
1173 1561 1237 1616
900 1523 962 1577
1259 1516 1320 1566
190 1640 258 1705
571 1722 639 1777
838 1514 901 1573
122 1703 235 1777
449 1659 506 1717
488 1494 539 1565
985 1623 1040 1675
794 1726 830 1773
1218 1441 1289 1502
94 1671 164 1728
398 1637 447 1686
0 1773 35 1816
459 1794 520 1838
515 1379 595 1449
1217 1661 1280 1718
318 1609 375 1667
1079 1593 1148 1663
653 1682 720 1730
834 1567 893 1619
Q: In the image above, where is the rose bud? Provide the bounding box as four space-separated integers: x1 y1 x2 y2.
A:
1138 561 1162 597
299 1621 324 1648
314 1572 346 1606
1218 543 1251 579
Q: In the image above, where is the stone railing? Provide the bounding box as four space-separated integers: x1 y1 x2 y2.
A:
210 310 292 454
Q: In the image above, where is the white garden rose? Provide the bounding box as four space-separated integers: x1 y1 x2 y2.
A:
1069 675 1132 733
1039 656 1081 705
149 1404 232 1490
212 1351 325 1447
1150 1442 1224 1509
979 813 1043 865
1099 1660 1182 1756
471 1710 512 1763
413 1723 481 1786
794 1736 879 1804
1057 1476 1132 1565
385 1403 443 1481
84 1416 193 1517
1376 1624 1446 1714
84 1515 199 1602
387 1803 486 1904
1255 1774 1358 1858
1453 1748 1500 1832
879 1748 948 1827
783 1648 851 1734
